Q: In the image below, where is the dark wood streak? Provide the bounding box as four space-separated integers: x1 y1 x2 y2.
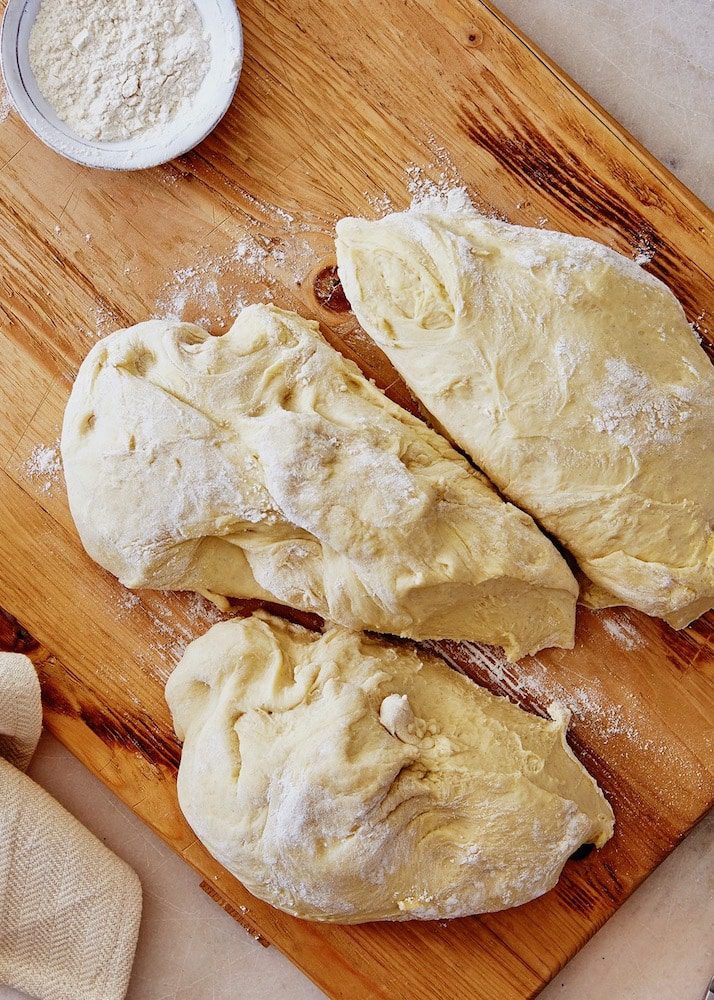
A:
659 615 714 673
0 607 39 655
0 605 181 772
555 878 598 917
457 71 713 328
226 595 325 633
601 860 625 897
40 672 181 773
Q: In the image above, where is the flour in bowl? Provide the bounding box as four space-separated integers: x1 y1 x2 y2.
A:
29 0 210 142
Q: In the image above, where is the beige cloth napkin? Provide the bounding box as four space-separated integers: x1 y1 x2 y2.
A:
0 652 142 1000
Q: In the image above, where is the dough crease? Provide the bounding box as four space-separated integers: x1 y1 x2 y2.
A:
336 191 714 627
166 612 614 923
62 303 578 657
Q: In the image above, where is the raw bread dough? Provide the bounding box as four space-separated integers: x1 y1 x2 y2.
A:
336 192 714 628
166 611 614 923
61 303 578 658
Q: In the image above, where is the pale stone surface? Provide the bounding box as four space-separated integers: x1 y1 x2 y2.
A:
495 0 713 206
1 2 711 998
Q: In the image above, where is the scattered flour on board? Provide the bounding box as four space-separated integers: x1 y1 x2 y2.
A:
183 591 225 626
118 589 140 612
118 586 230 678
365 191 394 216
632 231 655 265
405 135 467 206
366 139 463 218
433 637 666 761
90 303 120 338
600 612 645 651
239 188 295 227
25 443 62 493
156 233 295 324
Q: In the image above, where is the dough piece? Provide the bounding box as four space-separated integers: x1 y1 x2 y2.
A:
166 612 614 923
336 192 714 628
61 303 577 658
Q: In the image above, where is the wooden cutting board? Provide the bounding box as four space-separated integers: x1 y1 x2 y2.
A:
0 1 712 998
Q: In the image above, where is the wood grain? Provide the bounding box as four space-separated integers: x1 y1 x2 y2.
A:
0 1 712 998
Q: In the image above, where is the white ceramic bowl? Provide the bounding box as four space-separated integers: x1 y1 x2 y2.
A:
0 0 243 170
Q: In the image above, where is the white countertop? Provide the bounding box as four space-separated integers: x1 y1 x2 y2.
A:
2 1 712 998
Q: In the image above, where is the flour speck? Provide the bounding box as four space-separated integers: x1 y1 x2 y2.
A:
600 613 644 651
26 443 62 493
0 78 12 124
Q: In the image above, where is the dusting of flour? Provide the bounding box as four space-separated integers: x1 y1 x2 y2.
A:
592 357 693 447
25 442 62 494
0 78 12 124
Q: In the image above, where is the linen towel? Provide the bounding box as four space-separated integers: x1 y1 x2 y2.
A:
0 652 142 1000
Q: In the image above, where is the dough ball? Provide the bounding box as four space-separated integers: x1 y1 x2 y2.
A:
336 191 714 628
61 303 577 658
166 611 614 923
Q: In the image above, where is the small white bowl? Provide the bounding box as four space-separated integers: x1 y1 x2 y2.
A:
0 0 243 170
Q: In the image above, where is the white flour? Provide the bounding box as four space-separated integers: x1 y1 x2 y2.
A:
29 0 210 142
592 357 693 447
0 78 11 124
25 443 62 493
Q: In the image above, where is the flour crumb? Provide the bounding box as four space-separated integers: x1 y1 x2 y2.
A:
690 311 708 347
273 206 294 225
406 164 445 203
185 592 225 625
366 191 394 216
405 138 464 204
403 145 506 220
0 78 12 124
156 230 304 325
119 590 140 612
632 232 655 266
234 236 269 268
26 443 62 493
601 613 644 651
92 303 118 338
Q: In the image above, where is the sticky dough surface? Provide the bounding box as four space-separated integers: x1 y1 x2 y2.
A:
61 303 577 658
166 612 614 923
336 192 714 628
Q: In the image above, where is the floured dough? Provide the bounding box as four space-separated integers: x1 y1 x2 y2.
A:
336 192 714 628
61 303 577 658
166 611 614 923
